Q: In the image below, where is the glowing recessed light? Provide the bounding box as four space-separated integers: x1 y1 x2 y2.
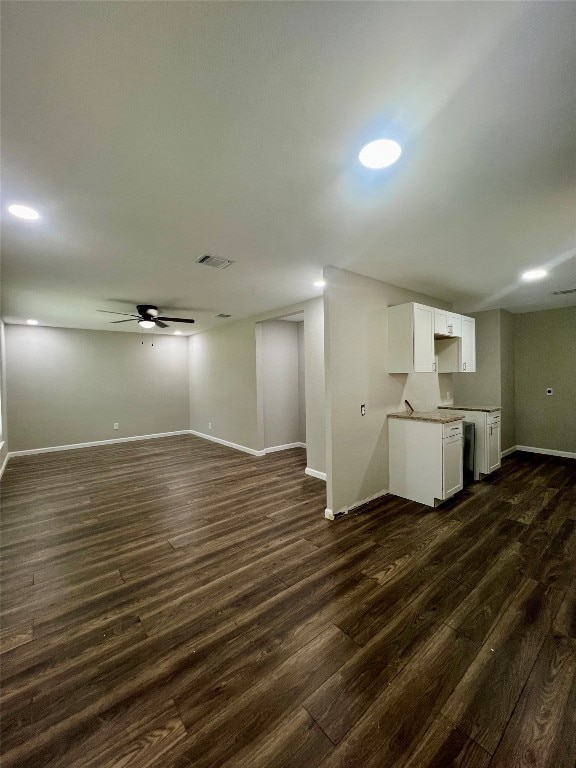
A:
314 280 326 288
138 319 155 329
8 204 40 220
521 269 548 282
359 139 402 169
174 331 182 335
26 319 39 325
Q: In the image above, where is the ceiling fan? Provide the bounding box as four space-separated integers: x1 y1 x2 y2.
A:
98 304 195 329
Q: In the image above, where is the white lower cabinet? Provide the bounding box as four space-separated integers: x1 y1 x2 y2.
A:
389 417 463 507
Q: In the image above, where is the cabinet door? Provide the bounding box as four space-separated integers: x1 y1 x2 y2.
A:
443 437 463 497
487 423 501 473
460 316 476 372
447 312 462 337
434 309 448 336
414 305 435 372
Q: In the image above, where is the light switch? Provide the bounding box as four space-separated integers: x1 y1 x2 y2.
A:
546 388 553 396
360 404 366 416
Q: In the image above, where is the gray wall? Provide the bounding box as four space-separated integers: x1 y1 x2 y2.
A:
6 326 190 452
515 307 576 453
452 308 516 451
324 266 453 515
189 297 325 473
453 309 501 407
500 310 516 450
260 320 301 449
297 322 306 444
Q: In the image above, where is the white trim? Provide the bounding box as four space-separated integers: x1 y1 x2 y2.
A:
305 467 326 481
8 430 190 457
265 442 306 454
501 446 517 458
325 487 389 521
516 445 576 460
0 450 9 480
189 429 265 456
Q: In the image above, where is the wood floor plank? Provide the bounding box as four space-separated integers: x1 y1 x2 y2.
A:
489 634 576 768
403 715 491 768
316 623 478 768
441 578 560 754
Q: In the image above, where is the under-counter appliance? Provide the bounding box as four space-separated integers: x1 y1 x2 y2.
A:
388 412 464 507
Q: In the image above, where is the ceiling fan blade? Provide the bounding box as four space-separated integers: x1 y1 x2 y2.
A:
157 316 195 324
110 318 138 324
98 310 140 317
155 320 169 328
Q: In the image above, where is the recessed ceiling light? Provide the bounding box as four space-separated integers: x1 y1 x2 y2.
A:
314 280 326 288
138 319 155 329
521 269 548 282
8 204 40 220
359 139 402 169
174 331 182 335
26 319 39 325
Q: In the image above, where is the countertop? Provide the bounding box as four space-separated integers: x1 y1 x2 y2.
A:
388 410 463 424
438 405 502 413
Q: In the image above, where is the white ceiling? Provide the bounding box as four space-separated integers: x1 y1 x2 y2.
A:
2 1 575 335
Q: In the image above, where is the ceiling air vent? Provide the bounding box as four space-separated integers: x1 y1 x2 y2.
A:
215 313 232 318
552 288 576 295
196 254 234 269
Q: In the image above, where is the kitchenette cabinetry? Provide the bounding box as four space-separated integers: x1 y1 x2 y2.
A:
388 412 464 507
388 302 475 373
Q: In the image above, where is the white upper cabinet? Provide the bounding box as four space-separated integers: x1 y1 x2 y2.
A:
389 303 476 373
388 303 435 373
434 309 462 337
460 316 476 372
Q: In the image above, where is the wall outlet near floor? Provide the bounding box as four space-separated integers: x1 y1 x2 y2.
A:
546 388 553 396
113 423 119 430
208 422 212 430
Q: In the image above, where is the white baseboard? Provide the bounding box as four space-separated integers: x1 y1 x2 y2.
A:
501 446 517 458
0 451 9 480
189 429 265 457
515 445 576 460
325 487 389 521
8 430 190 458
265 442 306 454
305 467 326 481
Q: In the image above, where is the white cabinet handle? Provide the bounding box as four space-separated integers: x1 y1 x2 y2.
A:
433 361 437 371
448 324 453 335
490 425 493 436
463 362 466 371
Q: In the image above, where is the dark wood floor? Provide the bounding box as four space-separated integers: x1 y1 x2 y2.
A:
0 435 574 768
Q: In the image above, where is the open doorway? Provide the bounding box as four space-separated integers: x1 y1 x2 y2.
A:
256 312 306 453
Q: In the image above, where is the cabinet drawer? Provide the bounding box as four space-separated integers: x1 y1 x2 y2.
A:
443 422 463 438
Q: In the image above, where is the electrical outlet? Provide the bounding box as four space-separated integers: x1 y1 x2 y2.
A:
113 423 119 430
208 422 212 430
360 404 366 416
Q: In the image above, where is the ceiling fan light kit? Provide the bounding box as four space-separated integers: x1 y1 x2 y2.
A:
97 304 195 330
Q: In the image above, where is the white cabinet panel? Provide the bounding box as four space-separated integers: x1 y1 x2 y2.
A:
414 305 435 372
460 316 476 372
487 421 501 473
388 303 435 373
